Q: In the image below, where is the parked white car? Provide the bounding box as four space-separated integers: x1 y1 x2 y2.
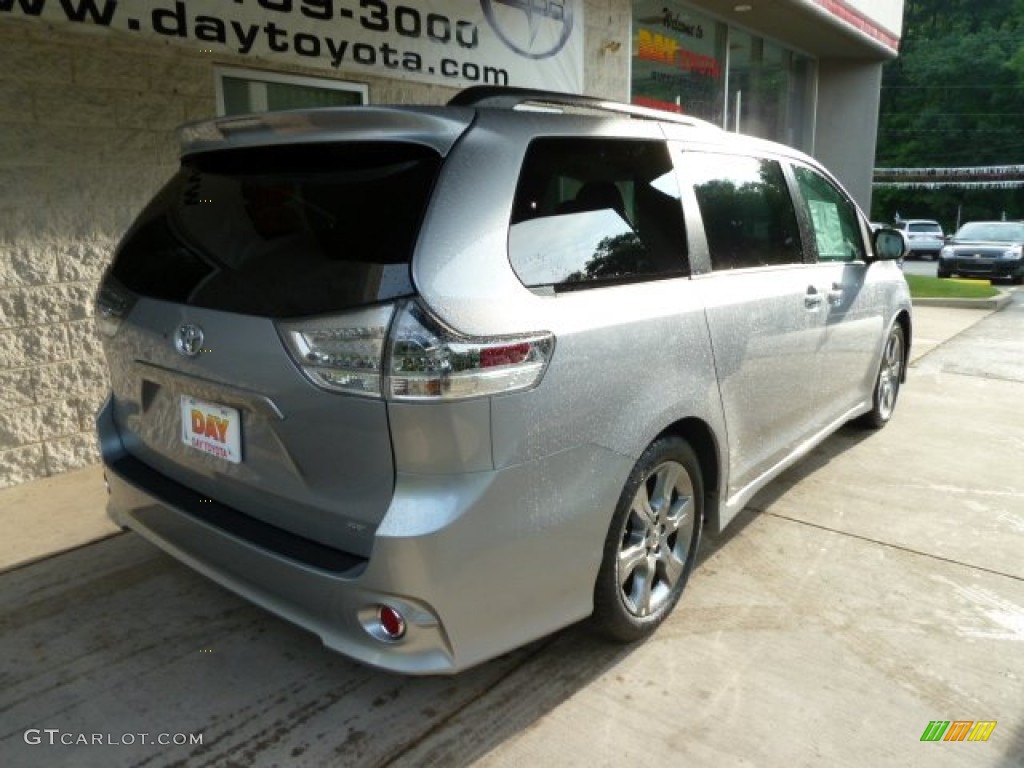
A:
893 219 944 260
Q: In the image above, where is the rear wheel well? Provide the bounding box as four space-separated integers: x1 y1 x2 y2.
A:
655 418 720 532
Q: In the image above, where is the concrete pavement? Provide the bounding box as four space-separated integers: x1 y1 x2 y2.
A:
394 296 1024 768
1 297 1022 768
0 463 114 572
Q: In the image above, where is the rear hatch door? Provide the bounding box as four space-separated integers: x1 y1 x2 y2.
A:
99 125 462 557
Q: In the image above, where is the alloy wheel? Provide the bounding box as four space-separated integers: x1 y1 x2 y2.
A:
877 329 904 420
617 460 695 618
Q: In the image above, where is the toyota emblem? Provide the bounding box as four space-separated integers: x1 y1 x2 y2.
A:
175 323 204 357
482 0 575 60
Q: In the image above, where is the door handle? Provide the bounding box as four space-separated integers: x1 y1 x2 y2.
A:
804 286 824 310
827 283 844 306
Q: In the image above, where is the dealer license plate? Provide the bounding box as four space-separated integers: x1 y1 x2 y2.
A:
181 396 242 464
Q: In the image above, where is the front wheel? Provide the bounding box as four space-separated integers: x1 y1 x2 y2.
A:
592 436 703 643
858 324 905 429
937 269 951 279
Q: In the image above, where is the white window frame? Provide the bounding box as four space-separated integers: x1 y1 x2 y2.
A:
214 66 368 116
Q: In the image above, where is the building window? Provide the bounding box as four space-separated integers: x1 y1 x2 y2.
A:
215 67 367 116
726 32 815 151
632 1 727 123
631 2 816 152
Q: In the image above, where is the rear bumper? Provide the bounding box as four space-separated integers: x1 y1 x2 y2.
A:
97 396 629 674
906 241 943 256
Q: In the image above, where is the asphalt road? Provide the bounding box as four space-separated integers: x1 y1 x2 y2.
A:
2 294 1023 768
901 258 938 277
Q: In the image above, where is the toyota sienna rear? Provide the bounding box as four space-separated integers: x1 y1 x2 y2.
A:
96 87 911 673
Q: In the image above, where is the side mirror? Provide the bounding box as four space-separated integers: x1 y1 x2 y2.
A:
873 227 907 261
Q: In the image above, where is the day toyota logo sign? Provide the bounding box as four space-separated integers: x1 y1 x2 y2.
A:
175 324 204 358
482 0 574 60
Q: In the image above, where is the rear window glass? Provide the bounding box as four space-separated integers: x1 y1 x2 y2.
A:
508 138 688 291
908 222 941 233
110 143 441 318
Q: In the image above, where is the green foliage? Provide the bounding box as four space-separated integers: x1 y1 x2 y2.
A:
873 0 1024 223
904 274 1000 299
872 186 1024 234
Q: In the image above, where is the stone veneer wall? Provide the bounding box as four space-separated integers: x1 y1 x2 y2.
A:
0 3 629 489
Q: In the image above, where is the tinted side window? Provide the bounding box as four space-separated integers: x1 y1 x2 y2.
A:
685 152 803 270
508 139 688 291
110 143 439 318
793 165 866 263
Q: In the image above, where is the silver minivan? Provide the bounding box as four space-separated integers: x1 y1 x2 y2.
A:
95 87 911 674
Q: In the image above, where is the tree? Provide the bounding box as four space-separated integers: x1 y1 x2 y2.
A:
872 0 1024 224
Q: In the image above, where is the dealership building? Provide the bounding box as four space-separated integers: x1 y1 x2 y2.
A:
0 0 903 488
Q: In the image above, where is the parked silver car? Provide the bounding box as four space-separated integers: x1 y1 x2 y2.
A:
95 87 911 674
893 218 944 260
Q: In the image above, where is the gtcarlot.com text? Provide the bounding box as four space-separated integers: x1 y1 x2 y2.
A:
23 728 204 746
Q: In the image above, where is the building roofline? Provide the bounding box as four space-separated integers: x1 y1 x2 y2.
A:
804 0 901 56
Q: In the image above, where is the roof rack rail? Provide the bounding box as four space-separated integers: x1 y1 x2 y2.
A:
448 86 719 131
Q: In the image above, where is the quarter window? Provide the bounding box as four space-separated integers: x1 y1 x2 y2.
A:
793 165 865 262
508 139 688 291
684 152 803 270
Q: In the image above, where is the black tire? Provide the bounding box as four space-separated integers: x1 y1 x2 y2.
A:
937 269 951 279
857 323 905 429
592 436 703 643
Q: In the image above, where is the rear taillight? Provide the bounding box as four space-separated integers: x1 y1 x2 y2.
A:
387 301 553 401
278 304 395 398
94 275 138 338
278 300 554 401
